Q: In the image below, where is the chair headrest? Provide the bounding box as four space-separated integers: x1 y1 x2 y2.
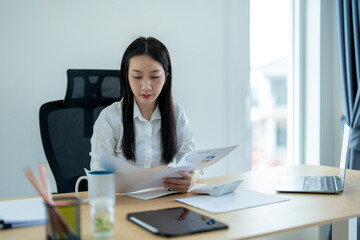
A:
63 69 121 107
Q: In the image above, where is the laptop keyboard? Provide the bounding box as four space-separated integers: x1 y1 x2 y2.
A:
303 176 336 191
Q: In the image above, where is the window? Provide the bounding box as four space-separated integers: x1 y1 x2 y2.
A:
250 0 292 170
270 76 287 107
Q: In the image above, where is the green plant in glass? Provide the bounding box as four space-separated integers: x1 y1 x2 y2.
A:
94 213 111 233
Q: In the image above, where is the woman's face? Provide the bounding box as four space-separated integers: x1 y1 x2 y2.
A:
128 54 166 111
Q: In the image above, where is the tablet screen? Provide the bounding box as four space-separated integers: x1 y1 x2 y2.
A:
127 207 228 237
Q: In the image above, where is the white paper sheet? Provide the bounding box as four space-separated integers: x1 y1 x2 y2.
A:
125 187 181 200
100 153 193 193
0 197 45 228
124 183 210 200
99 145 237 194
176 190 290 213
177 145 238 170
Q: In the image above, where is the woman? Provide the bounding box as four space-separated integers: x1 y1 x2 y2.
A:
90 37 198 192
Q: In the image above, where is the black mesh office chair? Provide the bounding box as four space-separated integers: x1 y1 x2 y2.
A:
39 69 121 193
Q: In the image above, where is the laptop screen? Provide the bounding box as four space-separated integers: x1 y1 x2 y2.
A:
338 123 351 181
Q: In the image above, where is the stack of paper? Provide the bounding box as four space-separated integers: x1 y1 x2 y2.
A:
0 197 45 229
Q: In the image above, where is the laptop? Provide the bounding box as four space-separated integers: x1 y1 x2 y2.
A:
276 123 351 194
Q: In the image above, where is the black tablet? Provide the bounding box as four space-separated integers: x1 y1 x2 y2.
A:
127 207 228 237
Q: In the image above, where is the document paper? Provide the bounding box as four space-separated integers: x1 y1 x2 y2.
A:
99 145 237 195
176 190 290 213
125 187 180 200
100 153 193 193
177 145 237 170
0 197 45 228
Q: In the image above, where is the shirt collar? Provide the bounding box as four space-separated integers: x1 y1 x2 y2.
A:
133 100 161 122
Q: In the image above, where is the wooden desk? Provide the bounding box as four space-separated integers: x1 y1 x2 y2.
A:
1 165 360 239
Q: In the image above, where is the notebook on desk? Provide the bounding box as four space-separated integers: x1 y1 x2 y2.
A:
276 123 351 194
0 197 45 229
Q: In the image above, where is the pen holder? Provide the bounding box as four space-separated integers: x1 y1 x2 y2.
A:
45 197 81 240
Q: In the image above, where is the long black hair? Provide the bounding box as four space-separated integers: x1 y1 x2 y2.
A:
120 37 177 165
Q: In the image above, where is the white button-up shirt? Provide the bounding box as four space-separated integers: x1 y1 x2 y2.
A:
90 99 195 170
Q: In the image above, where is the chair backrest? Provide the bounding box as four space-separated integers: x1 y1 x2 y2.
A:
39 69 121 193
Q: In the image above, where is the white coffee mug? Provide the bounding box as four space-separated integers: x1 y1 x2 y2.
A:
75 170 115 203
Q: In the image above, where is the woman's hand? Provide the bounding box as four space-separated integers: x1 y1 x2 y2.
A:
163 170 199 193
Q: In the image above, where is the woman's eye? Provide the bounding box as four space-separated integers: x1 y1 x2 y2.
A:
151 76 160 79
133 76 141 79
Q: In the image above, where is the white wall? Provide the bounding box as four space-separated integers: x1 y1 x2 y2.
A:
0 0 250 198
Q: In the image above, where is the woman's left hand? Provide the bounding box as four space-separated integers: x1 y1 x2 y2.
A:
163 170 199 193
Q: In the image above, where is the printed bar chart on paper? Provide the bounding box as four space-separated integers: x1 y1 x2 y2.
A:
177 145 238 170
